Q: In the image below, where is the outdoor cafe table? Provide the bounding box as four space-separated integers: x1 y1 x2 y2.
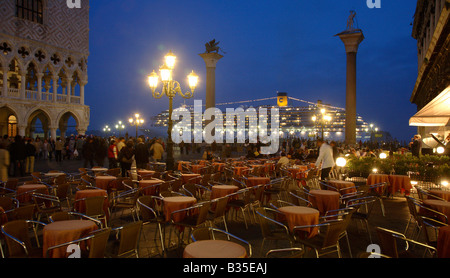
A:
74 189 110 220
246 177 270 187
43 220 98 258
91 167 108 173
278 206 320 239
288 166 309 179
438 225 450 258
181 173 201 184
210 185 239 200
422 199 450 222
163 196 197 223
308 190 340 216
139 179 164 196
16 184 49 204
327 180 357 195
429 190 450 202
137 170 155 178
213 162 225 172
183 240 247 258
177 161 191 171
44 172 65 177
95 176 117 190
388 175 412 195
366 174 390 194
234 167 249 176
189 164 204 174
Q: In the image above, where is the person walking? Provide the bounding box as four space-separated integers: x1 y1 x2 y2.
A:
55 138 64 162
25 139 36 174
10 135 26 177
0 143 10 182
118 140 135 177
135 137 149 169
107 139 118 169
315 139 335 181
150 139 164 162
82 137 95 169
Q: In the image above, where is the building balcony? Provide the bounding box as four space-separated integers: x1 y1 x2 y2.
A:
1 88 83 105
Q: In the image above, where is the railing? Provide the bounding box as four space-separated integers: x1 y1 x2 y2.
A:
6 88 82 105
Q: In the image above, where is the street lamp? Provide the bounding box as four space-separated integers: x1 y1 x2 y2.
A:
103 125 111 137
115 121 126 137
147 50 199 171
312 107 332 140
129 114 145 139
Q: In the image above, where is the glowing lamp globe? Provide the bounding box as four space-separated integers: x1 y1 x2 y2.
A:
336 157 347 167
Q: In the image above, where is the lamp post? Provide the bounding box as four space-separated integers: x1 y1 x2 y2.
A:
312 107 332 140
129 114 145 140
103 125 111 137
147 50 199 171
115 121 125 137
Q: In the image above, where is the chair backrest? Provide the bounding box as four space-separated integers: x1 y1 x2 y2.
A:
319 220 347 248
0 196 17 211
375 227 405 258
212 197 229 218
53 174 67 186
12 205 35 221
5 179 19 191
255 207 287 238
347 196 377 215
85 196 106 216
420 216 448 246
49 211 73 222
2 220 35 257
195 202 211 226
137 196 159 222
55 183 70 200
88 228 112 258
405 196 421 223
115 221 143 258
171 178 183 192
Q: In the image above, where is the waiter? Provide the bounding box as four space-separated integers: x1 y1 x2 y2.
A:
315 139 335 180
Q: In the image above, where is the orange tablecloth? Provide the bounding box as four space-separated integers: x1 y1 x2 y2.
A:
288 166 309 179
367 174 390 194
183 240 247 258
429 190 450 202
246 177 270 187
438 225 450 258
388 175 412 195
210 185 239 200
74 189 110 220
189 165 204 174
139 179 164 196
309 190 340 215
16 184 49 204
213 163 226 172
181 174 201 184
423 199 450 223
327 180 357 195
137 170 155 178
278 206 320 238
177 161 191 171
95 176 117 190
234 167 249 176
43 220 98 258
163 196 197 223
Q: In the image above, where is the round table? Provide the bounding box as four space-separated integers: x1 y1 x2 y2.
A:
183 240 247 258
327 180 357 195
246 177 270 187
438 225 450 258
16 184 49 204
278 206 320 238
423 199 450 222
309 190 340 215
234 167 249 176
137 170 155 178
288 166 309 179
91 168 108 172
189 165 204 174
367 174 390 185
429 190 450 202
95 176 117 190
44 172 65 177
177 161 191 171
181 174 201 184
388 175 412 195
210 185 239 200
213 163 225 172
43 220 99 258
163 196 197 223
139 179 164 196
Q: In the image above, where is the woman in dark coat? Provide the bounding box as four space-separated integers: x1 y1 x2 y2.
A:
118 140 135 177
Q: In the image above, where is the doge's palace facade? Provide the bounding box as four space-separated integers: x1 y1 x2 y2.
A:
0 0 90 139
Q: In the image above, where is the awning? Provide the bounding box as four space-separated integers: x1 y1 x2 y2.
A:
409 86 450 127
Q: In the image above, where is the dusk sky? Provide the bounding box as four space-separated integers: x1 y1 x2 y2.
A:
86 0 419 142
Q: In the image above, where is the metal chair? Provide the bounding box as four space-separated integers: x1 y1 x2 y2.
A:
1 220 47 258
73 195 109 228
346 196 378 243
109 221 143 258
255 207 294 255
265 247 304 258
137 195 167 254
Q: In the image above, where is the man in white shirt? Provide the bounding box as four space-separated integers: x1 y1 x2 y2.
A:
315 139 335 180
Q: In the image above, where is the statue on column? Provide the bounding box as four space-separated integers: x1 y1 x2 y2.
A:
205 39 226 54
346 10 357 31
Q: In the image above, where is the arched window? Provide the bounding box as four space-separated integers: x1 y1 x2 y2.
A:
16 0 44 24
8 115 18 138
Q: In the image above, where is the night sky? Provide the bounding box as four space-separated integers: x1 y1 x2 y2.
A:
86 0 419 142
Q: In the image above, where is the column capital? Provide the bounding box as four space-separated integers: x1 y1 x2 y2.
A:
335 31 365 53
199 53 224 68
